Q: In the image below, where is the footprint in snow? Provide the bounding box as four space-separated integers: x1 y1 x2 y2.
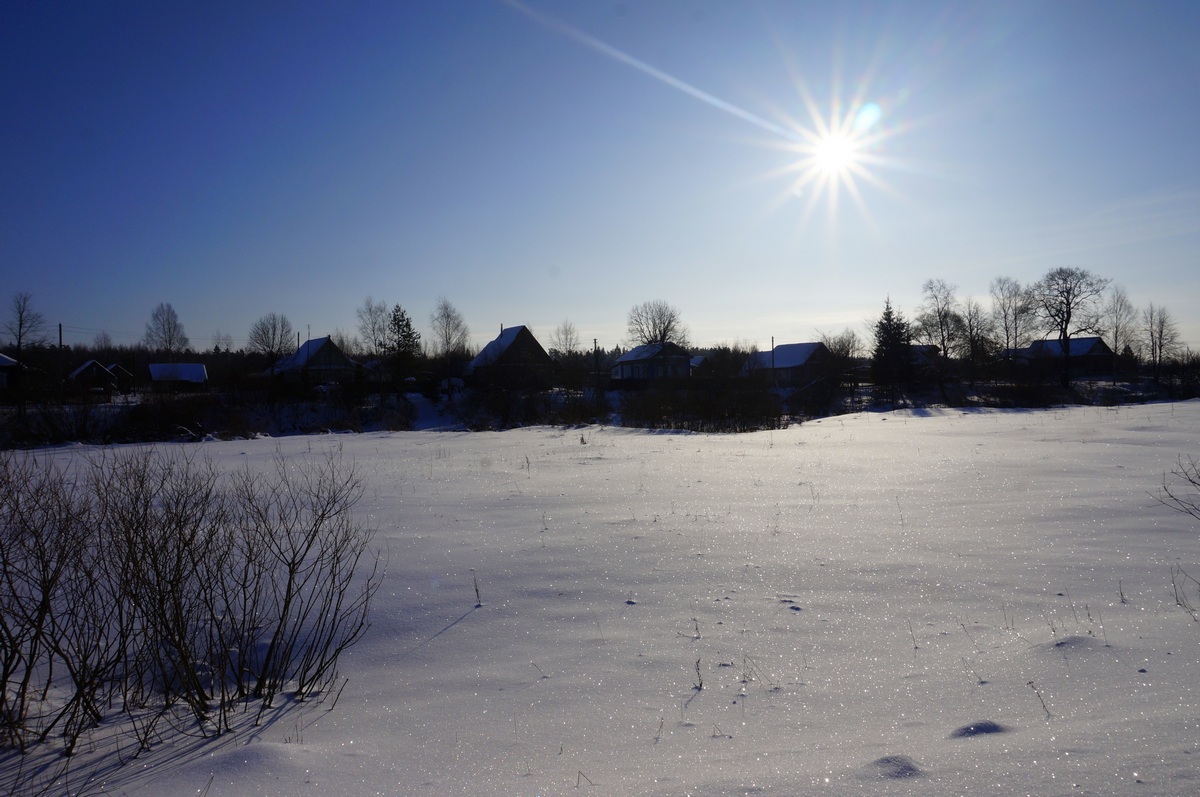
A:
867 755 923 779
951 720 1008 738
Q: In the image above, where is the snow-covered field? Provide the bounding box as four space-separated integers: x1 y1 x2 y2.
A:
15 402 1200 795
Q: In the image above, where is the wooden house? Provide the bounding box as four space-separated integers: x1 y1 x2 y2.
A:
743 342 831 387
149 363 209 392
268 336 361 384
67 359 118 397
466 325 553 388
610 342 692 383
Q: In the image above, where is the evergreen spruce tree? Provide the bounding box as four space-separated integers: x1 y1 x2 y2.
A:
387 304 422 375
872 298 911 406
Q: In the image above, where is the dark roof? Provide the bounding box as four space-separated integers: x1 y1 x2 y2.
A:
149 363 208 383
614 342 690 364
68 359 115 380
746 342 826 371
271 336 358 373
1025 337 1109 358
466 325 549 374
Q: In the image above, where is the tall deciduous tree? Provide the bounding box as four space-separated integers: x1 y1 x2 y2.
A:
1103 285 1137 381
549 318 581 359
211 330 234 354
1029 267 1110 387
990 276 1035 360
914 279 964 360
1143 302 1181 383
248 312 296 364
4 291 47 357
627 300 689 348
960 296 996 387
330 328 362 358
430 297 470 357
820 328 863 392
357 297 390 358
143 302 189 357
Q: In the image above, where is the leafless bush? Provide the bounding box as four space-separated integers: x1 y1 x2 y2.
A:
1157 455 1200 523
1159 458 1200 624
90 449 230 734
228 449 377 710
0 444 381 766
0 453 92 753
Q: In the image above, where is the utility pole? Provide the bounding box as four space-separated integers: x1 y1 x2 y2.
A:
771 335 776 388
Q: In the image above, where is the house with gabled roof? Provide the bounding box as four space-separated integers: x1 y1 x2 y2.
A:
267 336 361 383
0 352 20 391
68 360 118 396
743 342 831 387
1017 336 1108 374
149 363 209 392
106 363 135 393
466 325 553 387
1020 336 1113 361
1015 336 1114 378
611 342 692 383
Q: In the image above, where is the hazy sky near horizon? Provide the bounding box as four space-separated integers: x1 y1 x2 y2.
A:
3 0 1198 353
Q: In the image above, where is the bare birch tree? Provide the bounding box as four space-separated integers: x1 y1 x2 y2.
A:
143 302 190 356
4 292 47 356
356 297 390 358
549 318 581 358
430 297 470 357
990 276 1035 359
1103 285 1138 380
914 279 964 359
1143 302 1181 383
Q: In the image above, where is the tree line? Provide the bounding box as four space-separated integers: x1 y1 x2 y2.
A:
863 267 1187 395
2 265 1196 436
4 266 1188 383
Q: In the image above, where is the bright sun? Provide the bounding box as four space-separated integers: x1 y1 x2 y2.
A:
812 131 858 177
782 99 890 224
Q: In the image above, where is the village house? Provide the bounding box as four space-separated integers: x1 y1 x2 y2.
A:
0 352 20 391
743 342 831 387
106 363 135 393
1015 336 1115 377
610 342 692 383
267 336 361 384
148 363 209 392
465 325 554 388
67 360 118 397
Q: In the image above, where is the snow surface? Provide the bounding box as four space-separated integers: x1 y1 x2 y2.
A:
15 402 1200 795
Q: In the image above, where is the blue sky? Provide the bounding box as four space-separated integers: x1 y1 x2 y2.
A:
3 0 1198 353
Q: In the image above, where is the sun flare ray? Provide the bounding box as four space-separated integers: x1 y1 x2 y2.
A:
506 0 906 227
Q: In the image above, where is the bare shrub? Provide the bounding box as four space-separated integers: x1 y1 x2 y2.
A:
0 444 381 767
0 453 91 752
1157 456 1200 523
91 449 230 731
229 448 377 709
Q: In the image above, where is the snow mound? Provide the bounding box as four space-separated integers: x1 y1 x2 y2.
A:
171 741 309 793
